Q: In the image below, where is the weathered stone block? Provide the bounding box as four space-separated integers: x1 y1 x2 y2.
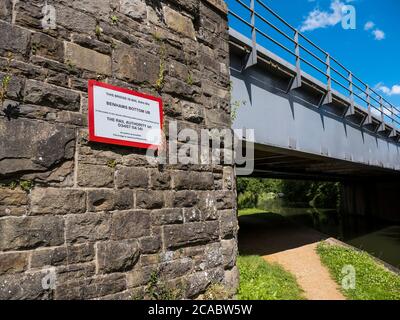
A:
56 262 96 284
24 80 80 111
184 207 202 222
205 108 231 128
120 0 147 21
173 171 214 190
70 0 112 19
127 267 154 289
150 170 171 190
136 190 164 209
223 266 239 295
0 21 30 56
0 271 51 300
164 221 219 249
31 33 64 62
172 191 199 207
163 77 196 96
182 102 205 124
0 252 28 275
184 268 224 298
161 258 193 278
0 216 64 251
203 242 223 269
0 185 26 214
111 210 150 240
0 0 11 21
0 72 24 100
71 34 112 55
216 191 234 209
139 235 161 254
113 44 160 84
66 213 111 244
31 188 86 215
163 6 196 39
97 240 140 274
0 119 75 177
115 167 148 189
222 166 233 190
167 0 200 14
221 239 237 269
54 274 126 300
54 4 97 34
219 209 238 239
0 188 28 206
198 192 218 220
87 189 133 212
151 208 183 225
78 164 114 188
65 42 111 75
30 244 94 268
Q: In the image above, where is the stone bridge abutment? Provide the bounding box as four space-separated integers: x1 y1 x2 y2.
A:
0 0 238 299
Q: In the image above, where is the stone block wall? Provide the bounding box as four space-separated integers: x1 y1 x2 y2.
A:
0 0 238 299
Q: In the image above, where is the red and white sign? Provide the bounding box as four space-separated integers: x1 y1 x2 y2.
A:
88 80 163 149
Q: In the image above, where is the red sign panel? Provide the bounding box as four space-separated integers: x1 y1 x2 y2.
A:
88 80 163 150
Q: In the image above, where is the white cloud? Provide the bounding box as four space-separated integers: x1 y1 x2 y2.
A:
299 0 355 32
300 0 344 32
363 21 386 40
376 83 400 96
372 29 385 40
364 21 375 31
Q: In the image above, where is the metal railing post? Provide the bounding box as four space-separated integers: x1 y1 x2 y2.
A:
323 53 333 105
243 0 257 71
346 72 355 116
290 30 302 90
364 85 372 126
378 96 385 132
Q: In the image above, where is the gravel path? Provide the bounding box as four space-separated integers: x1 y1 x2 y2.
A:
239 213 346 300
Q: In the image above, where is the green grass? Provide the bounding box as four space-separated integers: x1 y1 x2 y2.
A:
238 208 268 216
317 242 400 300
237 255 305 300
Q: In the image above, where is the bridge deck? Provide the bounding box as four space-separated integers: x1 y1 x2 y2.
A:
230 32 400 178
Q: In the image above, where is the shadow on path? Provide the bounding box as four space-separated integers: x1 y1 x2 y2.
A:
239 212 328 256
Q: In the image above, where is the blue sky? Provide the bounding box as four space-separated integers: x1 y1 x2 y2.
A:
227 0 400 108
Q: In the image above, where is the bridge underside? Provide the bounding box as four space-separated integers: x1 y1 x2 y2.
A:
249 143 400 182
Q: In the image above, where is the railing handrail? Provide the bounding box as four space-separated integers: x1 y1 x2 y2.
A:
227 0 400 129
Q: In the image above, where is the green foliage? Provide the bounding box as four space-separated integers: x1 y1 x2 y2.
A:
237 255 305 300
238 208 269 217
107 159 117 169
155 44 166 92
186 72 193 85
110 15 119 24
95 24 103 38
237 178 283 209
309 182 341 209
0 52 13 108
231 100 247 122
19 180 34 193
145 271 183 300
201 284 231 300
317 242 400 300
237 177 340 210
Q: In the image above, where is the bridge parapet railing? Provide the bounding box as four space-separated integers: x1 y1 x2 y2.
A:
227 0 400 132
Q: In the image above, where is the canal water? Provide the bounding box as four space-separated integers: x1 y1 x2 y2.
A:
260 198 400 269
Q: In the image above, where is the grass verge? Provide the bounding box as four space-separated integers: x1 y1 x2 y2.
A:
238 208 268 217
317 242 400 300
237 255 305 300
